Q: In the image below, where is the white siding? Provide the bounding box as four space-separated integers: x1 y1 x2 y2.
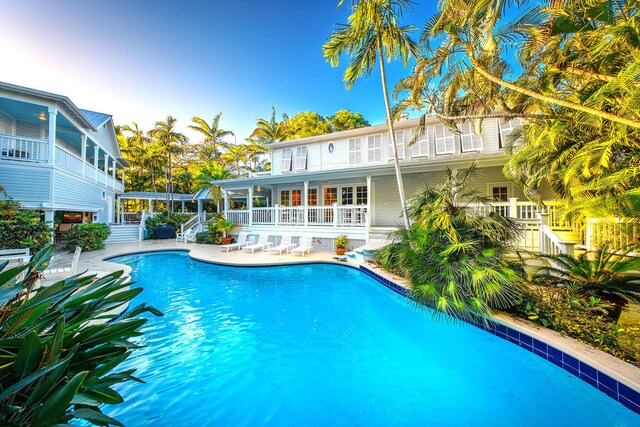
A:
0 110 15 134
0 163 51 204
53 170 107 211
16 120 44 139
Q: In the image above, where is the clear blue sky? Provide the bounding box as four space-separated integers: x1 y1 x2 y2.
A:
2 0 437 143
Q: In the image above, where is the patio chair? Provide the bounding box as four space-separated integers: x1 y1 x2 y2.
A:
269 234 297 255
291 236 315 257
220 232 250 252
177 226 198 243
0 248 30 265
242 233 272 253
43 246 82 275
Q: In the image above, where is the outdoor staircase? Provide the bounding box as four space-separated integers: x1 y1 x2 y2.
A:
106 224 140 244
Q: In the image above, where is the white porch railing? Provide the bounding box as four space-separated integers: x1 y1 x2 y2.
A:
55 146 84 173
231 205 368 227
539 224 576 256
586 218 640 252
0 134 48 162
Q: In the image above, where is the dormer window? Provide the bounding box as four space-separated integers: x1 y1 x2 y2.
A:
280 148 292 172
293 146 308 171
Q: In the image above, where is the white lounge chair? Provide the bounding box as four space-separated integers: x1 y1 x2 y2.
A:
269 234 296 255
43 246 82 275
220 232 250 252
291 236 315 257
242 233 272 253
0 248 30 265
177 226 198 243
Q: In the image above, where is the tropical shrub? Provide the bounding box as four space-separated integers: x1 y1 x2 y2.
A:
66 223 111 252
376 165 525 321
536 245 640 318
335 235 350 248
144 212 189 230
508 285 640 366
0 245 162 426
0 198 51 253
195 231 217 244
215 219 237 237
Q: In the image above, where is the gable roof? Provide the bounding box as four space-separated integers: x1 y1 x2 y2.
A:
79 109 111 128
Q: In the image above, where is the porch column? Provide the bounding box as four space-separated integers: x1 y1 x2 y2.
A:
248 186 253 226
148 199 153 214
509 197 518 218
47 107 57 165
44 210 55 243
121 167 125 186
103 153 109 185
80 135 87 176
116 197 121 224
366 176 372 242
197 199 203 221
93 146 99 181
303 180 309 226
223 189 229 219
112 158 117 187
181 201 185 213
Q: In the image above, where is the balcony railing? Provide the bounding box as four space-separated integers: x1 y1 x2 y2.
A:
229 205 368 227
0 134 48 162
55 146 84 173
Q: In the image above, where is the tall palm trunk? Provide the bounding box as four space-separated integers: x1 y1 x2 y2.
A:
379 36 410 229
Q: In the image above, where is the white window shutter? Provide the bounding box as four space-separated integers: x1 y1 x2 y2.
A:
280 148 292 172
294 146 307 170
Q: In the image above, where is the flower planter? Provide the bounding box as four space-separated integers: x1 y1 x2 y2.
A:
336 247 346 255
220 237 233 245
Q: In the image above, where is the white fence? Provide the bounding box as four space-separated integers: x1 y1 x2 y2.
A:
229 205 368 227
0 134 48 162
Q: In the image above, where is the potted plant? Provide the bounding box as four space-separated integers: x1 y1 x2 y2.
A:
216 219 237 245
335 234 349 255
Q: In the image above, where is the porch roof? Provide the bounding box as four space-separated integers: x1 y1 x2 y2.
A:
198 152 507 196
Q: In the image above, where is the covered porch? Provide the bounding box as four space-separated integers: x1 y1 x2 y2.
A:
114 192 197 224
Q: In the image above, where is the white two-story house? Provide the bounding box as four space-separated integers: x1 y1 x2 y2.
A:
196 115 558 247
0 82 127 226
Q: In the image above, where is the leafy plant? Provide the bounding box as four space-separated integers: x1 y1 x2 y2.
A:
508 285 639 366
195 231 217 244
535 244 640 322
66 223 111 252
144 212 188 230
215 219 237 236
335 235 350 248
376 165 525 322
0 245 162 425
0 197 52 253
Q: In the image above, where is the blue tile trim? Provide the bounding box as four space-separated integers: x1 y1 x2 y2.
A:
357 264 640 416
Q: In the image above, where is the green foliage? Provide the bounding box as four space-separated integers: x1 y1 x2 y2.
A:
509 285 639 366
376 165 525 321
536 245 640 304
327 109 370 131
215 219 237 235
66 223 110 252
145 212 188 230
195 230 218 244
0 245 162 425
335 234 350 248
285 111 332 139
0 198 52 253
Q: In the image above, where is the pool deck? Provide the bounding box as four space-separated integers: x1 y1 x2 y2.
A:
43 240 640 409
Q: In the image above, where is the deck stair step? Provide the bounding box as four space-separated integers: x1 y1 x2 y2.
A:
106 224 140 244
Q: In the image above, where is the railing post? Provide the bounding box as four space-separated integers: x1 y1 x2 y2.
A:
93 146 99 181
333 204 338 227
538 213 549 254
509 197 518 218
248 186 253 227
586 218 593 250
275 205 279 226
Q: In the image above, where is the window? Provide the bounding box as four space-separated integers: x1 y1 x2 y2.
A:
434 124 455 155
280 148 292 172
498 118 523 149
492 185 509 202
367 134 382 163
392 130 405 159
280 190 290 206
459 122 483 152
291 189 302 206
324 187 338 205
308 188 318 206
356 185 368 205
349 137 363 165
293 146 307 170
411 130 429 158
341 187 354 205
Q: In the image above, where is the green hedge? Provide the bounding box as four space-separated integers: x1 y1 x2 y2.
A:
195 231 217 244
145 212 189 230
66 223 111 252
0 199 51 253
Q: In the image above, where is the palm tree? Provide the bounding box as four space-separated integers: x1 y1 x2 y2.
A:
323 0 420 228
149 116 187 213
251 107 289 144
121 122 153 192
189 113 234 160
219 144 249 177
195 161 233 213
377 164 525 321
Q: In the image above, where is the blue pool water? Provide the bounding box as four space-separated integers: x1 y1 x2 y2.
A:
105 251 640 426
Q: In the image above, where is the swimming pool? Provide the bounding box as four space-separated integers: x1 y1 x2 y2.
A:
105 251 640 426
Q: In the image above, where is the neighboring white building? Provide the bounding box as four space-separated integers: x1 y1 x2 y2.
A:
194 115 554 245
0 82 127 225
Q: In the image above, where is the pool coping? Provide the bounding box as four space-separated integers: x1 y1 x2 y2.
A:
103 246 640 415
